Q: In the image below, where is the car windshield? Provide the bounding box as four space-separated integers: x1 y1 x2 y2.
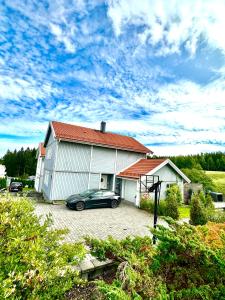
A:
11 182 21 186
79 189 98 197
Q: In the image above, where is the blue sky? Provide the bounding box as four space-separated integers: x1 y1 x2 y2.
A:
1 0 225 157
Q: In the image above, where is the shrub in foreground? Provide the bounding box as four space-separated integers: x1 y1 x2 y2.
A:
87 220 225 300
0 197 86 299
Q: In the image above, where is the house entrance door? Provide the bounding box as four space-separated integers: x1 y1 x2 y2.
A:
100 175 108 189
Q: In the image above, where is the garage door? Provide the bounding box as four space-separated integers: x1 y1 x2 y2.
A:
124 179 137 204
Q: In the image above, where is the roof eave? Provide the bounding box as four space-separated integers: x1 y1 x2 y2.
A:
44 121 56 147
147 159 191 183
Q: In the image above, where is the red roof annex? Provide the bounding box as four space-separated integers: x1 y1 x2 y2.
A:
118 158 167 179
39 142 46 157
51 121 151 154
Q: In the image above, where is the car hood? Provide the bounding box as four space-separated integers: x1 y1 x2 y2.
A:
66 194 87 203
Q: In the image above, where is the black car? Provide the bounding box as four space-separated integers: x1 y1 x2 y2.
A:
9 182 23 192
66 189 121 211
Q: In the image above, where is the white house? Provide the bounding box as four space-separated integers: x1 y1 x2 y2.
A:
40 121 151 201
0 164 6 178
34 143 46 192
117 158 191 206
37 121 190 204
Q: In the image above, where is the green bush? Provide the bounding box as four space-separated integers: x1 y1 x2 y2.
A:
190 193 207 225
0 177 6 189
166 184 182 204
181 168 215 191
190 192 223 225
207 211 225 223
0 196 86 299
140 197 167 216
165 192 179 220
87 221 225 300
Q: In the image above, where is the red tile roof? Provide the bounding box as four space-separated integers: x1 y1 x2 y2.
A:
39 143 46 157
51 121 151 154
118 158 167 179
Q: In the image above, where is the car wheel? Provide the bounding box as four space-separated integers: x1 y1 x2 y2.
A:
111 199 118 208
75 201 85 211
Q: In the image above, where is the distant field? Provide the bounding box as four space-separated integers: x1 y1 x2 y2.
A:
205 171 225 195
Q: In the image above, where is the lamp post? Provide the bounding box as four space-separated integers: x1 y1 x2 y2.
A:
147 179 162 244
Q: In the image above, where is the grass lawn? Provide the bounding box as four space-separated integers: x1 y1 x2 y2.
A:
23 187 35 191
205 171 225 195
178 206 190 219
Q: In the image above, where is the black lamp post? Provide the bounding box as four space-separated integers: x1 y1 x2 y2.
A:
148 180 162 244
140 175 162 244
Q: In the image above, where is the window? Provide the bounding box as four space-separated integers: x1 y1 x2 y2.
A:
102 191 114 197
166 183 177 188
93 191 104 198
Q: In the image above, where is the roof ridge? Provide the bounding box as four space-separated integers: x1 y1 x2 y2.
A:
52 120 145 141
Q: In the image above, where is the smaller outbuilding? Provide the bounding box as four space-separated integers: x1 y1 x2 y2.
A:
117 158 191 206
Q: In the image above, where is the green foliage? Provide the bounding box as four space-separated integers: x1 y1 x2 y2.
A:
165 192 179 220
169 152 225 171
190 192 225 225
182 168 215 191
140 185 182 220
0 196 86 299
0 177 6 189
86 235 164 299
87 221 225 300
166 185 182 204
152 221 225 299
178 206 190 219
140 197 167 216
207 211 225 223
10 178 35 188
206 171 225 195
190 193 208 225
2 147 37 177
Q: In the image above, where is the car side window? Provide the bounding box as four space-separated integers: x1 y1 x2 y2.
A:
102 191 113 197
93 191 104 198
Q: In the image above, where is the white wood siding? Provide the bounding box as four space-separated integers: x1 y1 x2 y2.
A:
148 165 183 199
44 132 57 171
91 147 116 173
43 135 146 201
116 151 144 173
35 157 44 192
51 172 89 200
56 142 91 172
42 169 52 200
89 173 100 189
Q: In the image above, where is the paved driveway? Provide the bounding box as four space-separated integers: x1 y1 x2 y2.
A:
35 201 166 242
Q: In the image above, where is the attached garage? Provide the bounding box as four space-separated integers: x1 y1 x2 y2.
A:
122 179 138 204
117 158 191 207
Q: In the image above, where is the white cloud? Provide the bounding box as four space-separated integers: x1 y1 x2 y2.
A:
107 0 225 56
49 23 76 53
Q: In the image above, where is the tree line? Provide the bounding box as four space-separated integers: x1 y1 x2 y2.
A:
167 152 225 171
1 147 37 177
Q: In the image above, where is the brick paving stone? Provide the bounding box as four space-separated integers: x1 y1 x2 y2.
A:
34 201 167 242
